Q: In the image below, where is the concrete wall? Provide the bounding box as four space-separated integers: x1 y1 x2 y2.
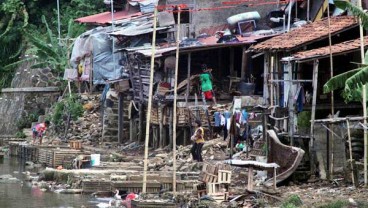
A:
186 0 276 35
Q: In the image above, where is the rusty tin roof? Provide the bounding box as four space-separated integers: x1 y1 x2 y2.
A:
292 36 368 61
250 16 358 52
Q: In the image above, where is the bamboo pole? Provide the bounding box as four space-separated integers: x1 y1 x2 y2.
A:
357 0 367 186
142 5 158 194
172 7 181 195
310 60 319 176
346 120 356 187
270 56 274 107
327 0 335 179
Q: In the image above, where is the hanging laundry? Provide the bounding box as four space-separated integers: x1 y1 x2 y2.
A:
214 112 221 127
241 109 248 125
220 114 226 126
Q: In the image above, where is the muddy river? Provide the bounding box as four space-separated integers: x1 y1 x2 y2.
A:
0 156 101 208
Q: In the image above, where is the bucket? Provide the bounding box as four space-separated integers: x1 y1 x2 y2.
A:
91 154 100 166
238 82 255 95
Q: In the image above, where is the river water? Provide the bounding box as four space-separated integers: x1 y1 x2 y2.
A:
0 156 98 208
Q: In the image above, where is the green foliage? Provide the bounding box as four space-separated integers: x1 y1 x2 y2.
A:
335 1 368 28
323 2 368 103
281 194 303 208
51 94 84 128
15 131 26 138
297 111 311 129
317 200 348 208
16 111 40 130
0 0 103 89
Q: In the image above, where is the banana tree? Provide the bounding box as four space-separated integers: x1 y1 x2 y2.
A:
323 0 368 103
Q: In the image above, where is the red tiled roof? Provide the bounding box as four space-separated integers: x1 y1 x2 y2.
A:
75 11 142 24
251 16 358 52
292 36 368 60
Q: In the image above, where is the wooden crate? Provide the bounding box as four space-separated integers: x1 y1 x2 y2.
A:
200 163 218 183
48 149 82 167
111 181 161 193
177 107 190 126
176 180 197 192
218 170 232 184
82 179 111 193
131 200 176 208
69 140 82 149
9 142 20 156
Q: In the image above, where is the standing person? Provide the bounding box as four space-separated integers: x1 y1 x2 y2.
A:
191 120 205 162
32 120 50 145
199 64 217 105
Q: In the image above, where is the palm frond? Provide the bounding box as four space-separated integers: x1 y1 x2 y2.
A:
41 15 57 46
23 31 59 59
335 0 368 28
3 57 35 70
345 66 368 90
323 68 361 93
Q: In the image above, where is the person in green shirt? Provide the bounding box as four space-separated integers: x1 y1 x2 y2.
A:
199 64 217 105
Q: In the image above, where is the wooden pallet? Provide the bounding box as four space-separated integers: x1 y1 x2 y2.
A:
200 163 218 183
82 179 111 193
131 200 176 208
218 170 232 184
69 140 82 149
111 181 161 193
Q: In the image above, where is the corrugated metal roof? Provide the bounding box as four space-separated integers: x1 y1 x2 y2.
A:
132 34 270 57
250 16 358 52
291 36 368 61
75 11 142 24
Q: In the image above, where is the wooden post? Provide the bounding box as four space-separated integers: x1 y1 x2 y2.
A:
139 103 144 142
143 5 158 194
327 0 335 180
326 127 330 180
241 46 247 80
358 0 367 186
172 7 182 195
247 167 254 191
263 53 269 105
346 119 356 187
130 116 134 142
183 128 187 146
310 60 319 176
286 60 294 146
159 105 164 148
270 56 274 106
185 53 191 106
363 84 367 185
118 92 124 143
169 107 173 148
89 55 93 94
273 167 277 190
230 48 235 76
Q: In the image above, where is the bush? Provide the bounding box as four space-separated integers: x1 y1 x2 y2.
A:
317 200 348 208
16 111 40 130
15 131 27 138
51 94 84 129
281 194 303 208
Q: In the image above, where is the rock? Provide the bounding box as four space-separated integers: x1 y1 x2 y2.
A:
25 161 34 166
51 138 62 146
155 153 168 159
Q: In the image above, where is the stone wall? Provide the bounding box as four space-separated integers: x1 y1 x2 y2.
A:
0 61 61 136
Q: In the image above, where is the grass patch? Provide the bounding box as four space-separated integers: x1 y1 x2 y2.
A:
317 200 348 208
281 194 303 208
